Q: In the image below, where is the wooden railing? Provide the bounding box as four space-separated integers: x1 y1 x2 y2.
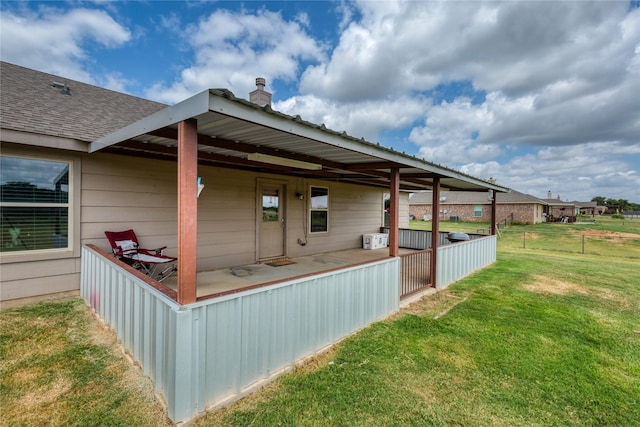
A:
399 248 432 299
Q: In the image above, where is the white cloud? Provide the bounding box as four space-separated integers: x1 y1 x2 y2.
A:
100 72 134 93
0 6 130 84
298 1 640 145
463 143 640 201
145 8 327 104
274 94 430 141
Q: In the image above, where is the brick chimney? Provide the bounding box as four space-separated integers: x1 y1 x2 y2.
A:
249 77 272 106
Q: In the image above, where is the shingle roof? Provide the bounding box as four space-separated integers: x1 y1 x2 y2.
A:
410 189 546 205
0 61 167 143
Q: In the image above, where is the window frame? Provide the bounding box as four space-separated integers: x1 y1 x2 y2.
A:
309 185 329 234
473 205 483 218
0 151 79 262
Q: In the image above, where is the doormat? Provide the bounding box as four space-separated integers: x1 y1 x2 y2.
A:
264 258 296 267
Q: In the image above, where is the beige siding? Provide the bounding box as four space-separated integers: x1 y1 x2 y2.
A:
2 147 409 301
0 143 82 301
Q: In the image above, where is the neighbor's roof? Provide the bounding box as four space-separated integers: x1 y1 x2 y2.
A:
88 87 510 193
0 61 167 142
410 189 544 205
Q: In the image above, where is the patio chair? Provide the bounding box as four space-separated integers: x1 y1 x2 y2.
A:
104 229 177 282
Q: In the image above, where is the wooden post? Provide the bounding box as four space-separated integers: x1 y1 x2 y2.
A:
491 193 497 236
177 119 198 304
431 178 440 288
389 168 400 257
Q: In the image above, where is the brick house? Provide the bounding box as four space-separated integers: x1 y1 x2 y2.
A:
410 189 547 225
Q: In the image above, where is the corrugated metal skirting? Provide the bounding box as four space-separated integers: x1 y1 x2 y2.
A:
81 246 400 423
436 235 497 289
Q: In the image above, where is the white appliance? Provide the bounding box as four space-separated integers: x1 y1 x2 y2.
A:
362 233 388 250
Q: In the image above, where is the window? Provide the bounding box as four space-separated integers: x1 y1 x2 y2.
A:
473 205 483 217
262 188 280 222
309 186 328 233
0 156 71 253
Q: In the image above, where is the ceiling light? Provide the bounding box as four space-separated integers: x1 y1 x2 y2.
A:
247 153 321 170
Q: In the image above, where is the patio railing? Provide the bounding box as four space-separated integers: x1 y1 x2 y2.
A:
399 249 432 298
380 227 496 295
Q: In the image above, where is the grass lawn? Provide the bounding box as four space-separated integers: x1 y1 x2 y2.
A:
0 300 172 426
1 219 639 426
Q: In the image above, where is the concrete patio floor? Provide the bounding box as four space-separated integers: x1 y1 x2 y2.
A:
163 247 417 298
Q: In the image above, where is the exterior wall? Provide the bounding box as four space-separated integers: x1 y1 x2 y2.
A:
410 203 544 225
2 147 402 301
0 143 82 301
84 153 404 271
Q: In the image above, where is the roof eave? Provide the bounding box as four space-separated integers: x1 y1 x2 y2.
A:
89 89 510 193
88 89 211 153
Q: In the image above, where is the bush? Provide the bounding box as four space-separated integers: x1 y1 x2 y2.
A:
611 213 625 219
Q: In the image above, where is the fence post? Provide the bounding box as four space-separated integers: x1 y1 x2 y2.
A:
523 231 526 249
582 234 585 254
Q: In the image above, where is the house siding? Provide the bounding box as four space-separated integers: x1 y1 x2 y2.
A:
2 147 406 301
0 143 82 301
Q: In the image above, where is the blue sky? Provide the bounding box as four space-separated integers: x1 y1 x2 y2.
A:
1 1 639 202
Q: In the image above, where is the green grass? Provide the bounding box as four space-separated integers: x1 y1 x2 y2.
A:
2 219 639 426
410 217 640 259
0 300 171 426
198 248 640 426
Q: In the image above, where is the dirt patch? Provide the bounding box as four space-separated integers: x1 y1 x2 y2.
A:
524 275 628 308
572 229 639 239
391 291 472 319
22 377 72 410
524 275 589 296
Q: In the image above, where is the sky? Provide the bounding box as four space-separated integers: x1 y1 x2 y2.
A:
1 1 639 203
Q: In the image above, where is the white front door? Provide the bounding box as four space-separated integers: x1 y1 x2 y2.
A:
258 184 285 259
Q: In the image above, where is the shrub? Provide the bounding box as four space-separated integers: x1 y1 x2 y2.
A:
611 213 625 219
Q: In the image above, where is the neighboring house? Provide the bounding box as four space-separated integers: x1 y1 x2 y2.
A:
542 192 577 222
1 61 509 423
573 201 597 217
409 189 546 224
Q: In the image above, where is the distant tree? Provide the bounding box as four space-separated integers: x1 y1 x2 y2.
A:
592 196 639 213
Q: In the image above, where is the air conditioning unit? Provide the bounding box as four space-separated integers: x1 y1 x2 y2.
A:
363 233 388 250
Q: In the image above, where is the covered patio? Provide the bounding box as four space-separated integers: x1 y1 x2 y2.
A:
88 87 507 305
81 86 508 423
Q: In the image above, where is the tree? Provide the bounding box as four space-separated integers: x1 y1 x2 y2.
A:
591 196 606 205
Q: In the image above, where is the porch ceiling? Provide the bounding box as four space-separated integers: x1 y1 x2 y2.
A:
90 89 510 193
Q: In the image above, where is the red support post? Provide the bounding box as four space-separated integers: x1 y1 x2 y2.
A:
389 168 400 257
177 119 198 305
430 178 440 288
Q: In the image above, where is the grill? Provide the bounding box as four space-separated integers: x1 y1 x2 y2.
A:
447 232 470 243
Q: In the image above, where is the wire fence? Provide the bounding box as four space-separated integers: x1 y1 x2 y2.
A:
499 230 640 259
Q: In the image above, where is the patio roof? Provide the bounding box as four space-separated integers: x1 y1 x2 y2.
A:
89 88 510 194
